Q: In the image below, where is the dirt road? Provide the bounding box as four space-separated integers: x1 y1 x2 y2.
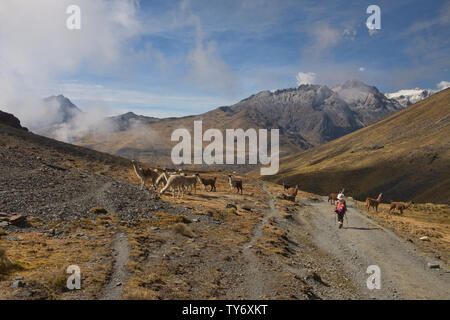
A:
297 196 450 299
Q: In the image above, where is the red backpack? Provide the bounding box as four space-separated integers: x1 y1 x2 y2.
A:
336 200 346 214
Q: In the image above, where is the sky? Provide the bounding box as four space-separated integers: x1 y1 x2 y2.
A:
0 0 449 119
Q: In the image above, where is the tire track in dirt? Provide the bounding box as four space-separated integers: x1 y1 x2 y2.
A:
240 183 279 299
99 232 130 300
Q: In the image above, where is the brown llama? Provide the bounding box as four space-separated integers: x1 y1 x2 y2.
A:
365 193 383 212
328 193 338 205
131 160 160 190
284 184 299 202
228 175 243 195
389 200 414 215
328 188 345 205
282 181 291 191
195 173 217 192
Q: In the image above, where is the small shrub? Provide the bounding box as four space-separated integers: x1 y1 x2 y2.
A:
45 268 71 295
90 207 108 214
0 248 13 275
172 223 195 238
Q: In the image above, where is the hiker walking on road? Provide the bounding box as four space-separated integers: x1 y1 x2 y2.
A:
334 193 347 229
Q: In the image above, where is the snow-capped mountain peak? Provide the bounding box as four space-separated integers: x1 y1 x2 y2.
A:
386 88 434 107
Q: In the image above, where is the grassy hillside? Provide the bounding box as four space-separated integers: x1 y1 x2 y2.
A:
261 88 450 204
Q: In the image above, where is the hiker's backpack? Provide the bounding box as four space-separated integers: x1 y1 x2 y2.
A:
336 200 346 214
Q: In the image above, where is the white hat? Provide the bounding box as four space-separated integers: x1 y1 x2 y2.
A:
337 193 345 200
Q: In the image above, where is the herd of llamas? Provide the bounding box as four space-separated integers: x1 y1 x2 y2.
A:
131 160 415 215
131 160 242 198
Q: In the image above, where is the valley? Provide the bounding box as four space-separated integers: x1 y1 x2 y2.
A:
1 0 449 303
1 109 449 300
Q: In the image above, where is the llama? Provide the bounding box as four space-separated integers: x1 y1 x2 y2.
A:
284 184 299 202
389 200 414 215
282 181 291 191
131 160 159 190
155 171 177 191
328 189 344 205
365 193 383 212
160 175 187 198
183 175 197 194
328 193 338 205
228 175 243 195
156 169 185 189
195 174 217 192
155 172 168 189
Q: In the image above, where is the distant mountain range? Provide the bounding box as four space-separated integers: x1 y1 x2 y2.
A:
260 88 450 204
29 80 437 169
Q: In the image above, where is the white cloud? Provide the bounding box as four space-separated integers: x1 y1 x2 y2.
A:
437 81 450 91
296 72 316 86
54 82 235 116
186 39 238 95
359 67 365 72
305 23 341 58
0 0 142 127
182 1 238 95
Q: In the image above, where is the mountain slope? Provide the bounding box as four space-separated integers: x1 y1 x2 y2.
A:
75 81 403 169
0 110 28 131
261 88 450 204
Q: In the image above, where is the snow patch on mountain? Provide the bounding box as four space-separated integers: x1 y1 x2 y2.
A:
386 89 434 107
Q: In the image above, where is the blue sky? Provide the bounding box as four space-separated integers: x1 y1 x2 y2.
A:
1 0 449 118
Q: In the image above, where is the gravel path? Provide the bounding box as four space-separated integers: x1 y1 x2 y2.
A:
241 183 279 299
297 197 450 299
100 233 130 300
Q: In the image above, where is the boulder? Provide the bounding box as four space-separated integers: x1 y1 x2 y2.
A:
11 280 24 288
9 215 28 227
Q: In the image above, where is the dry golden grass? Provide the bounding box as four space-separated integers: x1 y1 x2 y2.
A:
0 212 116 299
122 286 160 300
255 219 291 258
112 170 273 300
0 248 15 276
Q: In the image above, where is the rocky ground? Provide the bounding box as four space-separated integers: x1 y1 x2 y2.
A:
0 145 185 224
